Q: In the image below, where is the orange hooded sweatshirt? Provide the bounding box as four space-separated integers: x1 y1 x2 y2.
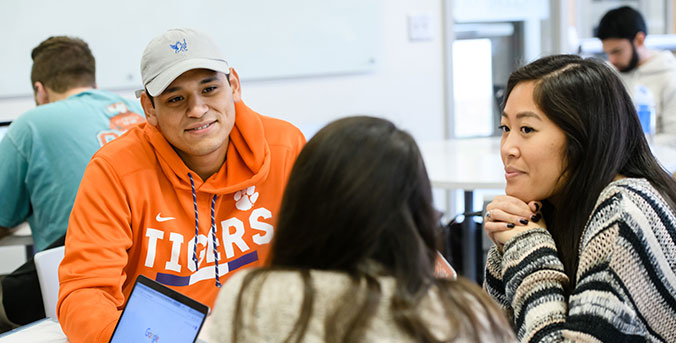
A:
57 101 305 343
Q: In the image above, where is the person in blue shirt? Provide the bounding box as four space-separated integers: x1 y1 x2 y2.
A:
0 36 144 330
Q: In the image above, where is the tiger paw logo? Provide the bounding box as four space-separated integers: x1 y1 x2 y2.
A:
234 186 259 211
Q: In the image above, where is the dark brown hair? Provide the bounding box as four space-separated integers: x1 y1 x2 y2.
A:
31 36 96 93
232 116 514 342
504 54 676 286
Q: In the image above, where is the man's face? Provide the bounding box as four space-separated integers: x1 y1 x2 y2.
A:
143 68 239 169
602 38 639 73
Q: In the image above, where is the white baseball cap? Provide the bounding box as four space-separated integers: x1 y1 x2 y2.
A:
139 28 230 97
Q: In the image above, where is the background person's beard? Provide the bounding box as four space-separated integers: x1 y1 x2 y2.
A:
620 44 640 73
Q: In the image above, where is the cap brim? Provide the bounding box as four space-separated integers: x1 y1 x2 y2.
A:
145 58 230 97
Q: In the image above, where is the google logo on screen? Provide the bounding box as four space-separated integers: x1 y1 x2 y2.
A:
145 328 160 343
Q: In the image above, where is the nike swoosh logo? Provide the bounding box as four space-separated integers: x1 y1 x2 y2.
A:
156 213 176 222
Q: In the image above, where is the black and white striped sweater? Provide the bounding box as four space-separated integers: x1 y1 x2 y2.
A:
484 178 676 342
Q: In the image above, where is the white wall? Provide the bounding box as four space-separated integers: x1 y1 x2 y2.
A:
242 1 445 142
0 0 446 144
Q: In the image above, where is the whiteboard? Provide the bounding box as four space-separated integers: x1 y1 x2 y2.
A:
0 0 381 98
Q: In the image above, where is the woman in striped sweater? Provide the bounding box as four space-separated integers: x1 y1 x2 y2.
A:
483 54 676 342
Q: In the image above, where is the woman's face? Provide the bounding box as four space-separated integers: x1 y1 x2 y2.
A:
500 81 567 203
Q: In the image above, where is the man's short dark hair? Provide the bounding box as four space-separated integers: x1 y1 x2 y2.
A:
30 36 96 93
596 6 647 41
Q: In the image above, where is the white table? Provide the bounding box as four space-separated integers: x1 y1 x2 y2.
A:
0 318 209 342
419 136 676 282
651 135 676 173
0 318 66 342
420 136 676 189
420 137 504 190
0 222 34 259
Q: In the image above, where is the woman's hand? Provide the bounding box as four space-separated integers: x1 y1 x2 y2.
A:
484 196 545 251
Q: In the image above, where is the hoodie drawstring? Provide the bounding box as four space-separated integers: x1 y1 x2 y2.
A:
188 173 221 288
210 195 221 287
188 174 200 271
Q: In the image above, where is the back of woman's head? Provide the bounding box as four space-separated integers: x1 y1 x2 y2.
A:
504 54 676 281
231 116 515 343
270 116 437 292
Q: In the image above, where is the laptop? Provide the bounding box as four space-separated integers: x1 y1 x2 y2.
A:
109 274 209 343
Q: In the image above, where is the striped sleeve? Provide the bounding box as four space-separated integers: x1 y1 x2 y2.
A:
501 228 569 341
496 179 676 342
484 245 514 324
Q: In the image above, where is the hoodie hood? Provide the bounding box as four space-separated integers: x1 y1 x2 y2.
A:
144 100 271 195
635 50 676 76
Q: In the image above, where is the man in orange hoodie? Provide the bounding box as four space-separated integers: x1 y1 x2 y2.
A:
57 28 306 342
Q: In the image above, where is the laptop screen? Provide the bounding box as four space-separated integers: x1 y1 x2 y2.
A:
109 275 208 343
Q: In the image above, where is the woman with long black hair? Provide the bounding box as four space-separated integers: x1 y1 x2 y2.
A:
484 54 676 342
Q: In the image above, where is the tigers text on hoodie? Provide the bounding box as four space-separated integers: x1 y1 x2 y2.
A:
57 101 305 343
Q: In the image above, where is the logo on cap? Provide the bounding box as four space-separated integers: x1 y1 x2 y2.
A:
169 38 188 53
